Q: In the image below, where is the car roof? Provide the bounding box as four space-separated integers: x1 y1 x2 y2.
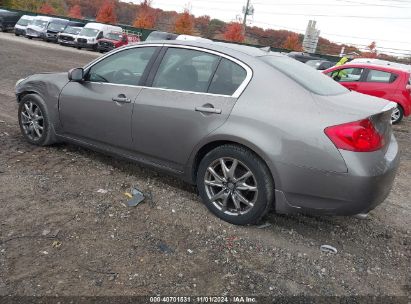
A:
20 15 35 19
328 63 410 74
137 39 279 58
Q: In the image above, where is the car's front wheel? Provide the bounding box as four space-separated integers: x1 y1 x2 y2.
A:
197 145 274 225
391 105 403 124
18 94 55 146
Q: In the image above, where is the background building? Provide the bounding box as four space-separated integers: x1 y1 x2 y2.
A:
303 20 320 53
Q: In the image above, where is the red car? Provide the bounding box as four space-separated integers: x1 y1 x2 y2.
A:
97 32 140 53
324 63 411 123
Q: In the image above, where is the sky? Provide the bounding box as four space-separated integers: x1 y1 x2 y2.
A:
127 0 411 57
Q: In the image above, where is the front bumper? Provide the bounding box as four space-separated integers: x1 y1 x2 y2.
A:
44 33 58 42
274 135 400 215
26 30 44 38
58 38 75 46
97 44 115 52
14 28 26 35
76 42 97 49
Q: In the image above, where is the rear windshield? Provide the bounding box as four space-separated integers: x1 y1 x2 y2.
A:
261 55 349 96
17 17 31 26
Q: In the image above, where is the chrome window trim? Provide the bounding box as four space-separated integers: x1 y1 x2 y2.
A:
83 43 253 98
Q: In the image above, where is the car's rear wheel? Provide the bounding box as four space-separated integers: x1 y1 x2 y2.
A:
391 105 403 124
197 145 273 225
18 94 55 146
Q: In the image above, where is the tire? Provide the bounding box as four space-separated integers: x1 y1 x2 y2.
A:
27 36 32 39
77 47 81 50
391 105 404 124
18 94 56 146
15 33 20 36
197 144 274 225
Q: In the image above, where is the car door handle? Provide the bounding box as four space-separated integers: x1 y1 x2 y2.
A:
112 96 131 103
195 106 222 114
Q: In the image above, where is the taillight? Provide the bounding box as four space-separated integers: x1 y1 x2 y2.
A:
324 119 385 152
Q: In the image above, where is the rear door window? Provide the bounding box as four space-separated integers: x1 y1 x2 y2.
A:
152 48 220 93
365 69 397 83
208 58 247 96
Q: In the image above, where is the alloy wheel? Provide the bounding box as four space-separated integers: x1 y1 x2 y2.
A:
391 107 401 123
204 157 258 216
20 101 44 141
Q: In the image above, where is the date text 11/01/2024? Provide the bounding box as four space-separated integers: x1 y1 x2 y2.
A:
149 296 257 303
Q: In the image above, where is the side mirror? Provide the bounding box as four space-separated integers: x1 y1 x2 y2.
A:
68 68 84 82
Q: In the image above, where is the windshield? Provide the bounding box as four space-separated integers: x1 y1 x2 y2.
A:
261 55 348 96
105 32 123 40
48 22 66 32
63 26 82 35
79 28 99 37
17 17 31 26
33 20 48 28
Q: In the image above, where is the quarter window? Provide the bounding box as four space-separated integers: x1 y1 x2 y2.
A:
208 58 247 96
86 47 156 85
366 69 397 83
331 68 364 82
152 48 220 93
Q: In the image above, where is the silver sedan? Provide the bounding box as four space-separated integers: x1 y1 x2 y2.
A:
15 40 400 225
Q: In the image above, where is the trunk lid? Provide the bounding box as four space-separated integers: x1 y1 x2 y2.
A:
313 91 396 154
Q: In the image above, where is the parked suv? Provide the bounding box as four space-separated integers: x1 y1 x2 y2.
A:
26 16 67 39
97 32 140 52
14 14 35 36
324 64 411 124
44 20 84 43
57 25 83 46
0 9 20 32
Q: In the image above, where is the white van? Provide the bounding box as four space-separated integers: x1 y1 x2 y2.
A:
76 23 122 50
26 16 68 39
14 15 35 36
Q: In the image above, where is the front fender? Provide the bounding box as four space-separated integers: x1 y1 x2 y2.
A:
15 72 70 133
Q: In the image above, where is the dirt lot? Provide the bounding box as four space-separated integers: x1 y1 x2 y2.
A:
0 32 410 299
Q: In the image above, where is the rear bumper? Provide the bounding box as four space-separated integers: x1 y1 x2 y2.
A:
274 135 400 215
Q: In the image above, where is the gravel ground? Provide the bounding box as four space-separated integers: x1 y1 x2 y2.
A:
0 32 410 299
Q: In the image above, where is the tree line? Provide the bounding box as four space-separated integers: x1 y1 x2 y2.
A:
2 0 408 61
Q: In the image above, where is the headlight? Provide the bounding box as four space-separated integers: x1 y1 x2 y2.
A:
15 78 27 87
